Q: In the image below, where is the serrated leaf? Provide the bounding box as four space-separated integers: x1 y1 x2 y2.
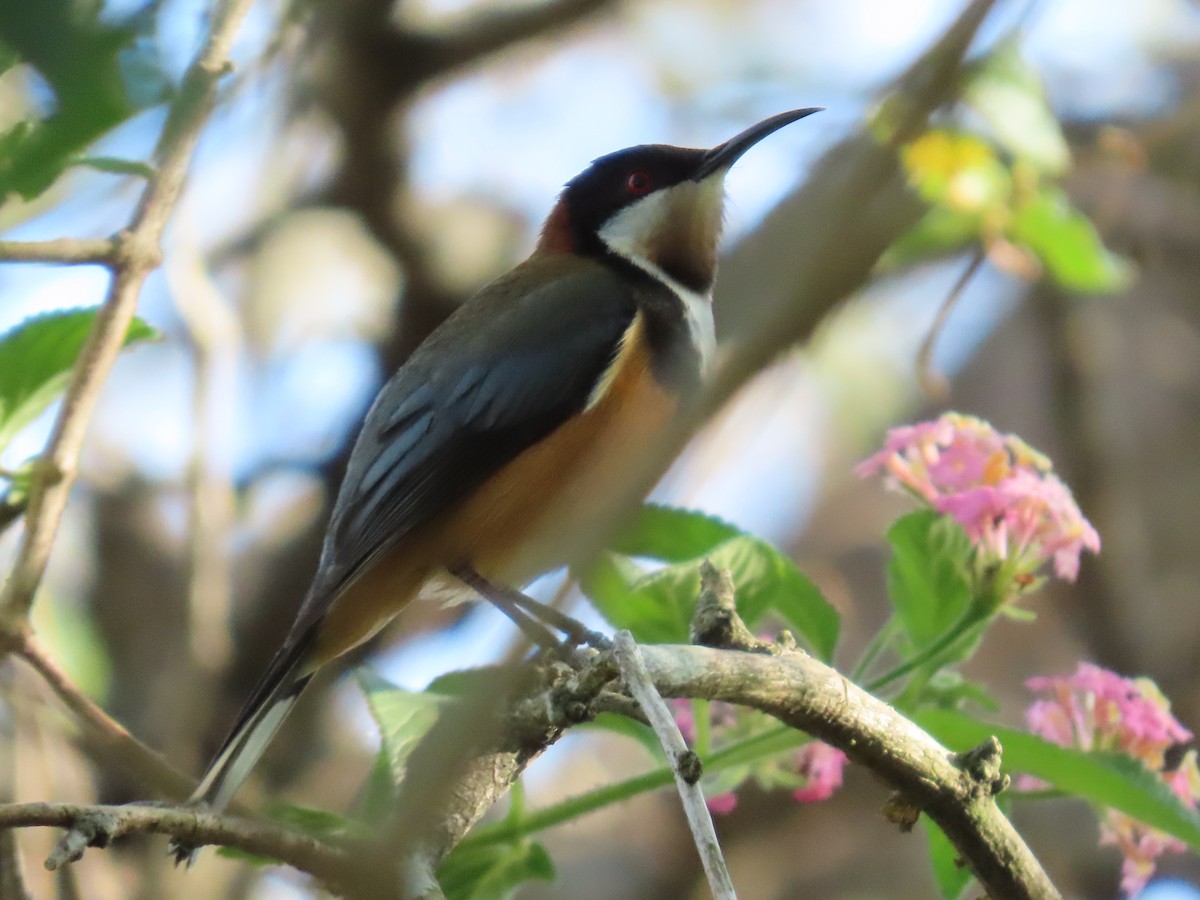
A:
917 708 1200 852
578 552 685 644
438 839 555 900
885 511 973 650
0 1 167 199
357 669 448 787
922 818 973 899
707 537 838 660
613 504 742 562
582 537 838 660
0 309 158 452
1009 187 1130 293
965 42 1070 175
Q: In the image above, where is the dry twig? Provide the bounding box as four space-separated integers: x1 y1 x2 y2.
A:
613 631 736 900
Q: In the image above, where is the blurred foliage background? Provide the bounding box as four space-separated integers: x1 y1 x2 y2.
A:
2 0 1200 897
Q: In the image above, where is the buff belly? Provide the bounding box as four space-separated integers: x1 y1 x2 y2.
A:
312 314 678 663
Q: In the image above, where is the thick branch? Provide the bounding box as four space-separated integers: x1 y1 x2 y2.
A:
0 0 255 630
0 239 116 266
639 645 1057 900
0 639 1055 899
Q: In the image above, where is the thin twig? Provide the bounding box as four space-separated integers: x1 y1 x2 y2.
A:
0 239 116 266
10 632 194 801
916 248 986 401
613 631 736 900
0 0 256 631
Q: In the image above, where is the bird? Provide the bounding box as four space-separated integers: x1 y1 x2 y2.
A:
176 107 821 850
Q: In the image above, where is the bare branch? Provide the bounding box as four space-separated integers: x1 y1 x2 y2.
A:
0 239 116 266
0 634 1057 899
0 0 256 630
0 802 349 886
613 631 735 900
639 645 1059 900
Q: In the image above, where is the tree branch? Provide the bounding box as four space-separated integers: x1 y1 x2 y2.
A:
0 0 256 631
0 633 1057 899
613 631 735 900
0 239 116 266
0 802 349 886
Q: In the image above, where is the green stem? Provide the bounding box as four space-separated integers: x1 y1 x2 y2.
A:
463 725 802 847
866 612 982 693
850 617 898 682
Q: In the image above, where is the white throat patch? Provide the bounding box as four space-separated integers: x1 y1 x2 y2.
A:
596 184 720 376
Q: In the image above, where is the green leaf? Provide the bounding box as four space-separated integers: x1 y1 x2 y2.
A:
922 818 973 899
1009 187 1131 293
922 671 1000 714
613 504 742 562
576 711 663 762
965 42 1070 176
215 803 360 866
357 669 448 787
902 130 1010 211
917 708 1200 852
885 511 973 650
708 537 838 660
883 206 979 269
0 1 167 199
71 155 155 179
353 749 399 827
0 309 158 453
0 459 32 536
583 538 838 658
438 839 555 900
579 552 686 644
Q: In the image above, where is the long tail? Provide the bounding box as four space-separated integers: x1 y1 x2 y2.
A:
171 634 315 865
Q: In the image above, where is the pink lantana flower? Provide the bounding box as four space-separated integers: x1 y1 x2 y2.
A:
706 792 738 816
1023 663 1200 897
672 700 848 813
858 412 1100 588
792 742 848 804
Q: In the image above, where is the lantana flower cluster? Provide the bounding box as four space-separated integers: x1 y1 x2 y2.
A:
857 412 1100 588
672 700 847 815
1024 663 1200 897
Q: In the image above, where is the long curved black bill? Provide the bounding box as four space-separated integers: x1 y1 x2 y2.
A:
693 107 823 181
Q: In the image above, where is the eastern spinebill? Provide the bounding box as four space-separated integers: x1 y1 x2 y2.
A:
177 107 821 853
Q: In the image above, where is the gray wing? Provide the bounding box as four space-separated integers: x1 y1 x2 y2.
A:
297 256 638 637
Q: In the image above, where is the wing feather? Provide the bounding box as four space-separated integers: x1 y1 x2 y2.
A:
295 255 638 640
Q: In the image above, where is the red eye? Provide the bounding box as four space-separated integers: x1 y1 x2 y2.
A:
626 171 653 195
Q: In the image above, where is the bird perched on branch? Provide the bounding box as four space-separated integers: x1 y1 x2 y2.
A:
175 107 820 859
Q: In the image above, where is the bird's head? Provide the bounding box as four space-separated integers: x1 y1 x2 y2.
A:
538 107 822 293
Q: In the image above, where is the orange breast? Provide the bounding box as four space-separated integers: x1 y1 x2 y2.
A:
437 311 677 583
314 312 677 663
